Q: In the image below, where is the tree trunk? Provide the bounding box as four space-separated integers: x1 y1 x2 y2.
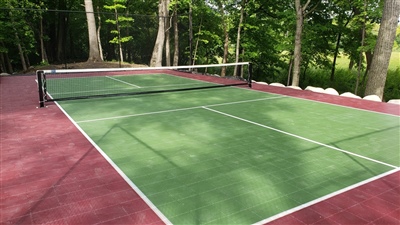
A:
165 0 171 67
0 52 13 74
291 18 302 85
348 60 354 70
234 0 245 77
364 0 400 100
97 6 104 61
291 0 313 86
192 18 203 65
5 52 13 74
218 2 229 77
115 8 124 64
173 4 179 66
240 48 245 77
330 33 341 82
0 53 5 73
364 51 373 73
85 0 102 62
15 34 27 71
39 16 48 64
331 10 352 82
165 27 171 66
188 1 193 66
150 0 168 67
221 25 229 77
291 0 304 86
287 57 293 86
355 7 366 95
24 52 31 68
0 41 13 73
8 8 27 71
56 4 67 62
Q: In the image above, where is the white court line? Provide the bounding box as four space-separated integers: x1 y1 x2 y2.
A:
246 85 400 118
202 106 399 169
106 76 141 88
50 87 134 95
76 96 285 123
252 167 400 225
53 101 173 225
143 82 213 89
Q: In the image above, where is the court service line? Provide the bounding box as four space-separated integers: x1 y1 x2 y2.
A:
76 96 286 123
106 76 141 88
202 106 399 169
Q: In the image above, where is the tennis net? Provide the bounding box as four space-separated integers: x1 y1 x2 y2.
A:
37 62 252 107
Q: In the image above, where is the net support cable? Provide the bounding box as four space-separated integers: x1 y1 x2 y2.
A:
37 62 252 108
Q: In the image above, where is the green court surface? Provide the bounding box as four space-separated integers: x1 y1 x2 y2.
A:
50 73 400 225
47 74 219 100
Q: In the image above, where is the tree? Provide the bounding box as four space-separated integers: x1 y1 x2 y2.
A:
172 1 179 66
0 1 14 73
364 0 400 99
187 0 223 66
96 6 104 61
85 0 102 62
216 0 230 77
5 0 38 71
188 0 193 65
291 0 319 86
164 1 171 66
234 0 246 77
55 0 69 62
329 0 353 81
104 0 134 64
150 0 170 67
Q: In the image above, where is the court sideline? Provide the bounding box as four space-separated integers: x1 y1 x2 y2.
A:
1 74 399 224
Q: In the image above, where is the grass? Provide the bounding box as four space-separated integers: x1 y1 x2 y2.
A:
271 52 400 101
389 51 400 70
330 52 399 100
335 52 399 71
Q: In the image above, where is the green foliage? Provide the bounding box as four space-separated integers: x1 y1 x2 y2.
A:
104 0 127 11
385 68 400 101
0 0 397 103
104 0 133 45
394 26 400 51
275 53 400 100
0 0 38 69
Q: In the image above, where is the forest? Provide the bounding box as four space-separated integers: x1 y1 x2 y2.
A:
1 0 399 100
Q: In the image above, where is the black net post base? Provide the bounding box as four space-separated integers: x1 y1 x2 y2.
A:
37 70 47 108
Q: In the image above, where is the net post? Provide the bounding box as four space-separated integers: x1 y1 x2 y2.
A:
247 63 253 88
37 70 45 108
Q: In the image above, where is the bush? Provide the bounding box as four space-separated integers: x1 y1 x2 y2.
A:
384 68 400 101
267 67 399 101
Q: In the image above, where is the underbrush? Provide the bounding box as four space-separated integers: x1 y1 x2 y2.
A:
269 66 400 101
265 52 400 101
268 52 400 101
297 68 399 101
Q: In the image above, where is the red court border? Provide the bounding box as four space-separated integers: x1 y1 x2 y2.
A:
1 73 399 225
